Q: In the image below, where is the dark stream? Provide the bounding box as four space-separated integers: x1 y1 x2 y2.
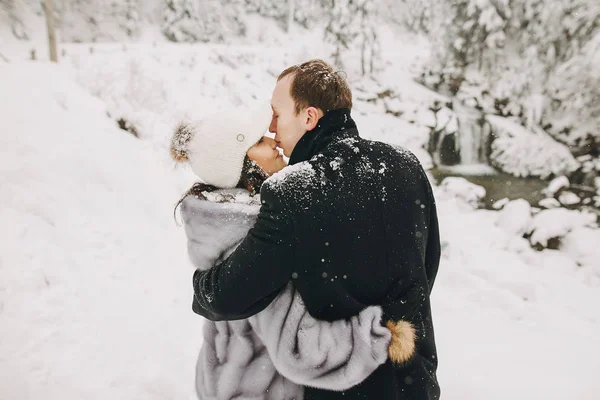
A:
430 167 548 209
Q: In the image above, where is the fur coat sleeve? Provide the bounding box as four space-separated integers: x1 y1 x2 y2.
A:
180 191 394 392
249 283 391 390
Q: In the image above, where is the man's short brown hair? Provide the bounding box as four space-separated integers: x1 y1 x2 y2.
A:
278 59 352 115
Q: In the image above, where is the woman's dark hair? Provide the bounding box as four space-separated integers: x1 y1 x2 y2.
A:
173 156 269 224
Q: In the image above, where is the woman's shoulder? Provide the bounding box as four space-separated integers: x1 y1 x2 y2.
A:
201 188 262 206
180 188 260 223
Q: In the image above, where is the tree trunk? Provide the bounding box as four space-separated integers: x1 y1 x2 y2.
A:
360 7 366 76
360 36 366 76
286 0 295 33
43 0 58 62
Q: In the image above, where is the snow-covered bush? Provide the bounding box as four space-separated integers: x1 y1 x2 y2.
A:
162 0 246 43
487 115 579 179
544 32 600 153
414 0 509 94
245 0 287 21
324 0 382 76
2 0 311 44
403 0 600 164
59 0 142 42
526 208 597 249
0 0 40 40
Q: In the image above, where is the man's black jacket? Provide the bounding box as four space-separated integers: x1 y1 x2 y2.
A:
192 108 441 400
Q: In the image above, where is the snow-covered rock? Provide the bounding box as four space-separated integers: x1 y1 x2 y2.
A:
492 197 510 210
496 199 532 236
437 177 486 209
544 176 570 197
558 191 581 206
538 198 561 209
526 208 597 249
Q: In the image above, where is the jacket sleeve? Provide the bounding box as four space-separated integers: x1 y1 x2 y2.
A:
192 184 295 321
248 282 395 391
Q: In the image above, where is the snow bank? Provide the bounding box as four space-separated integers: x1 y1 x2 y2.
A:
0 62 202 400
495 199 531 236
560 227 600 269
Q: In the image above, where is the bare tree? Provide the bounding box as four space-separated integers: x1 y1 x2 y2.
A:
286 0 295 33
42 0 58 62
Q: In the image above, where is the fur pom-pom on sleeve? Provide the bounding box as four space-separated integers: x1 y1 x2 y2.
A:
386 320 416 364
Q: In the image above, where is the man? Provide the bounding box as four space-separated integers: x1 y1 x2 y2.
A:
192 59 441 400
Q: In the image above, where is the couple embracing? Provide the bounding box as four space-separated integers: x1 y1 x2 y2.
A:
172 59 440 400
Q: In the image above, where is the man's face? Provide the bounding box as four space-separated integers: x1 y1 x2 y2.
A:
269 75 309 158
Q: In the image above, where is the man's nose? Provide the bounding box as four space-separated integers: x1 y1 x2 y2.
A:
268 115 277 134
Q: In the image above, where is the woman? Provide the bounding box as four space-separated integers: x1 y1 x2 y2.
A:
172 104 415 400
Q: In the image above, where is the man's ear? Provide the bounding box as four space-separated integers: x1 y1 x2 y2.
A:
305 106 323 131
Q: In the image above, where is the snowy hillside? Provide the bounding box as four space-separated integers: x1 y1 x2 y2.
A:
0 62 202 399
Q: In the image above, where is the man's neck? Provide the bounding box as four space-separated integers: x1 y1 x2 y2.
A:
289 108 356 165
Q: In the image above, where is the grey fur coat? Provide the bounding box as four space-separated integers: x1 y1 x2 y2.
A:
180 189 393 400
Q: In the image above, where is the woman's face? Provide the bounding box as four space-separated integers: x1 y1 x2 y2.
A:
246 136 287 175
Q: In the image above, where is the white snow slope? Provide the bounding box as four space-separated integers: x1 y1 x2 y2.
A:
0 62 202 400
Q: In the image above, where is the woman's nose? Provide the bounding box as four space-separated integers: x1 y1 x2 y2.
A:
261 137 276 148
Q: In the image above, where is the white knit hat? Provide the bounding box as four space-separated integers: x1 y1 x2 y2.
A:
171 102 272 188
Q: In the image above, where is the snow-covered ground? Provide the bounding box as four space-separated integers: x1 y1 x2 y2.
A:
0 62 202 399
433 194 599 399
1 39 600 400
